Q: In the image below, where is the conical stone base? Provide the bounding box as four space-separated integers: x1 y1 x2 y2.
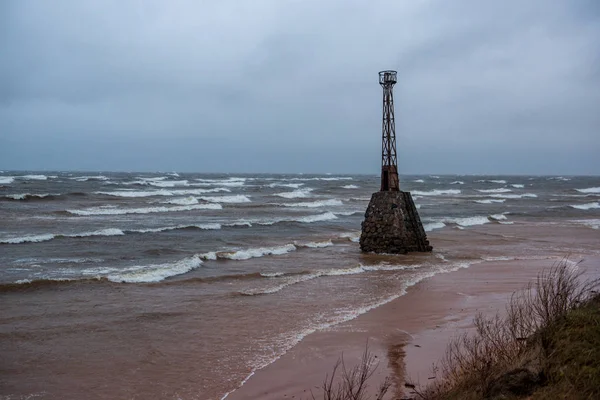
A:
360 191 432 254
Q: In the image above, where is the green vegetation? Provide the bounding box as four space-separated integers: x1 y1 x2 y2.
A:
412 261 600 400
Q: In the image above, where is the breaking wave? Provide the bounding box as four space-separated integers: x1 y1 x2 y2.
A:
424 222 446 232
213 244 297 261
476 188 512 193
488 193 537 199
95 188 230 197
67 203 222 216
0 228 125 244
474 199 506 204
511 184 525 188
342 185 359 189
199 195 251 203
106 255 204 283
411 189 461 196
274 188 314 199
279 199 343 208
575 187 600 194
570 202 600 210
450 181 464 185
0 176 15 184
162 196 198 205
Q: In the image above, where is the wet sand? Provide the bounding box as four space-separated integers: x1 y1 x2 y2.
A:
227 226 600 400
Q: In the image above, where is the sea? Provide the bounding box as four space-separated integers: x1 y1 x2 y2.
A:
1 171 599 399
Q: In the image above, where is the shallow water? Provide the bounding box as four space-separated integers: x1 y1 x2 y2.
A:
1 172 599 399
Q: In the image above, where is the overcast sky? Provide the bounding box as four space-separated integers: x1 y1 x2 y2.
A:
1 0 599 174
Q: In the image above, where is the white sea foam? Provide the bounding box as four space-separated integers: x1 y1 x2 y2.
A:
443 216 490 227
424 222 446 232
339 232 360 242
217 244 297 261
477 188 512 193
295 240 334 248
96 188 230 197
474 199 506 204
194 178 246 187
476 179 507 184
489 193 537 199
19 175 48 180
162 196 199 205
199 195 251 203
68 203 222 216
289 177 353 181
281 199 343 208
413 179 425 183
131 223 222 233
450 181 464 185
575 187 600 194
0 176 15 184
570 202 600 210
411 189 461 196
69 228 125 237
107 255 203 283
511 184 525 188
489 214 508 221
296 212 338 223
274 188 314 199
0 234 56 244
268 183 304 189
70 175 110 182
5 193 55 200
148 180 189 188
571 219 600 229
342 185 359 189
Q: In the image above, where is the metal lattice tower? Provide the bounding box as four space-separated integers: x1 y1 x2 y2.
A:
379 70 399 191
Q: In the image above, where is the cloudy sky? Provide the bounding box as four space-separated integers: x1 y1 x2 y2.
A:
1 0 599 174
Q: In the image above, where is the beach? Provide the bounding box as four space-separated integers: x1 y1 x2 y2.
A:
1 173 599 400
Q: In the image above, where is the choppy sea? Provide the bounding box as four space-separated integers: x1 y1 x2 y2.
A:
1 171 599 399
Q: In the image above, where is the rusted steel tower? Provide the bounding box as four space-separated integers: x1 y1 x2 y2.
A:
379 70 399 192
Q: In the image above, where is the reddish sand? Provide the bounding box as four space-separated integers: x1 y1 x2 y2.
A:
227 253 600 400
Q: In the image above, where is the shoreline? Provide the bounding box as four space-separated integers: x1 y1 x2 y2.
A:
225 253 600 400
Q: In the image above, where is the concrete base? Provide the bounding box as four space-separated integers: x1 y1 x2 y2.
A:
359 191 432 254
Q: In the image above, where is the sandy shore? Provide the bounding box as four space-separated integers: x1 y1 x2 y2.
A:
227 225 600 400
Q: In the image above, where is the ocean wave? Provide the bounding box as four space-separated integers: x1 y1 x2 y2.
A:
67 203 222 216
130 223 222 233
274 188 314 199
488 193 537 199
70 175 110 182
199 195 251 203
0 176 15 184
148 180 190 188
216 244 297 261
477 188 512 193
339 232 360 242
474 199 506 204
489 213 508 221
18 174 50 180
193 178 246 187
442 216 490 227
0 228 125 244
575 187 600 194
548 176 571 181
238 263 419 296
342 185 359 189
95 188 230 197
570 202 600 210
289 177 353 181
107 255 204 283
511 184 525 188
3 193 57 201
280 199 343 208
411 189 461 196
295 240 334 248
0 234 56 244
450 181 464 185
268 183 304 189
413 179 425 183
476 179 507 184
424 222 446 232
162 196 198 205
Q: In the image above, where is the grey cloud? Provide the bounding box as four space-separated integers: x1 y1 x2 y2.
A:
0 0 599 174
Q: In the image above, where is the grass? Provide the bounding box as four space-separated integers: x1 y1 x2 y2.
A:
315 260 600 399
410 260 600 400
